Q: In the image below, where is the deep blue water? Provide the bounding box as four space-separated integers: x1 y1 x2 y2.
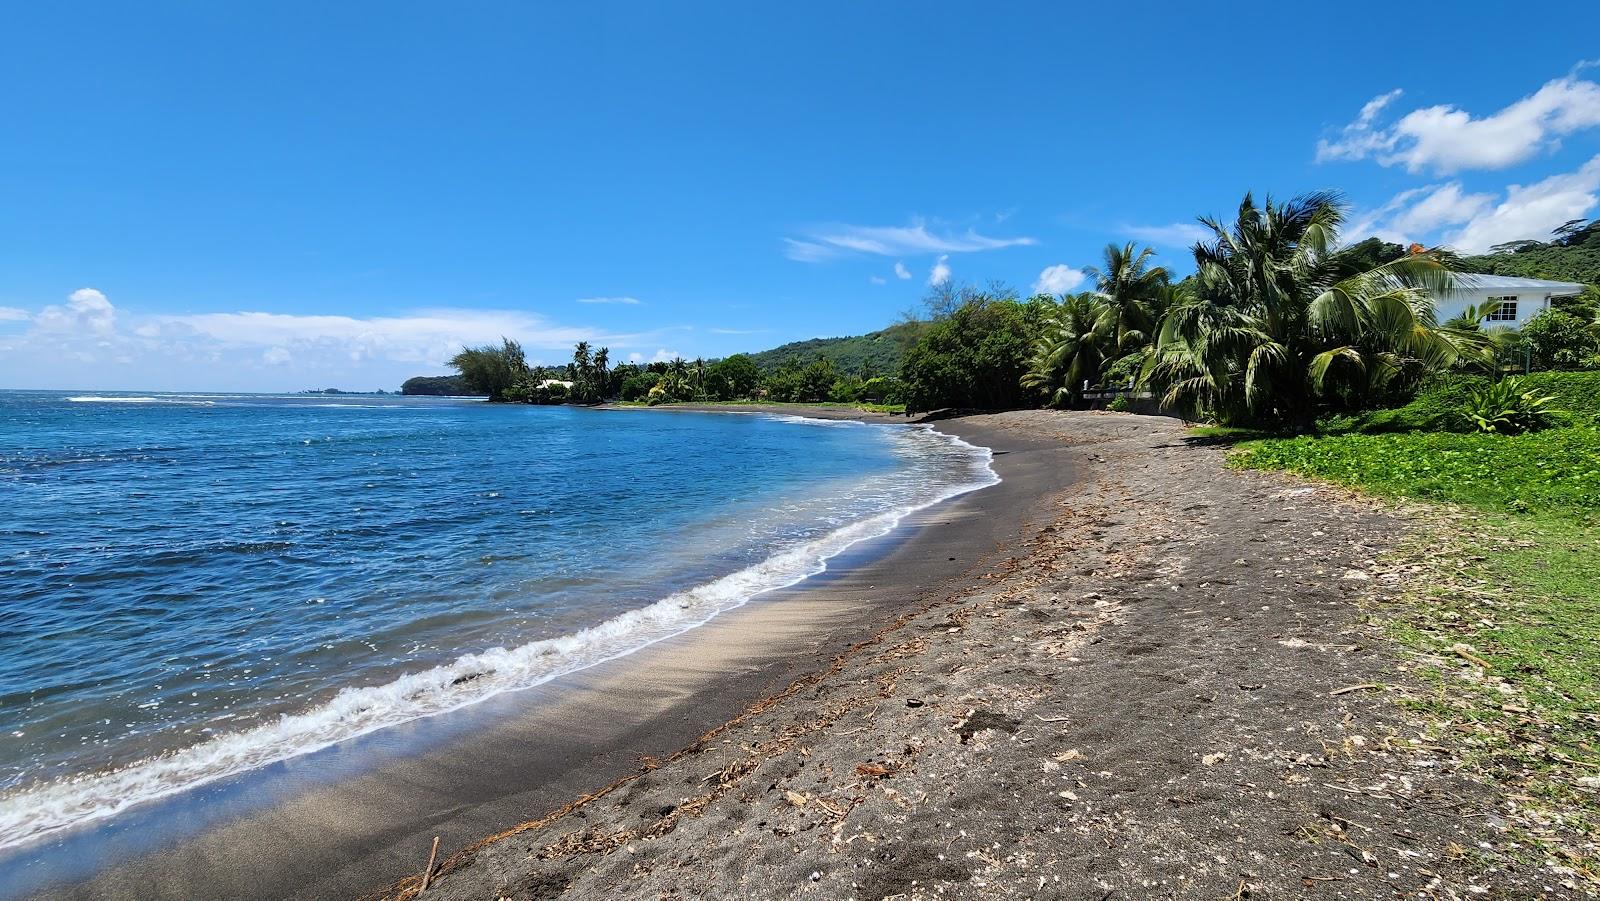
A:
0 391 993 850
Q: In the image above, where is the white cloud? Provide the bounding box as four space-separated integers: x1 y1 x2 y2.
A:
576 296 641 305
0 307 30 322
868 276 887 285
785 219 1035 262
1346 183 1496 244
628 352 644 363
1447 155 1600 252
928 255 951 286
1122 222 1210 248
649 348 682 362
709 327 769 335
1032 264 1086 295
0 290 680 391
1319 74 1600 173
33 288 117 336
893 261 911 280
1343 155 1600 252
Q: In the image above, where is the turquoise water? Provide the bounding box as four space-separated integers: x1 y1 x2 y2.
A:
0 392 993 850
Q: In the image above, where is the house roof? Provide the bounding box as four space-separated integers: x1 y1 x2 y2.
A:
1450 274 1587 295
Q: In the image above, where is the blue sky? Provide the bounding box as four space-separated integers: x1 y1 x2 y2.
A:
3 2 1599 391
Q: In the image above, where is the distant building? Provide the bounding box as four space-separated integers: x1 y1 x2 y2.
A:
538 379 574 390
1434 274 1586 328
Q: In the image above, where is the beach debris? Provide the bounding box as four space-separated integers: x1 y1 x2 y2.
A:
1202 753 1227 766
855 763 891 778
785 790 809 807
1053 749 1083 762
905 698 924 708
1450 642 1492 670
420 835 440 892
1341 569 1371 581
813 797 846 817
1329 683 1381 696
955 709 1022 743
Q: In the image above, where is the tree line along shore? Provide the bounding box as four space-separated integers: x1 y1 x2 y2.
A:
420 190 1600 434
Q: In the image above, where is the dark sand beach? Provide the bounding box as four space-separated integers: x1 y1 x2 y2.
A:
27 410 1553 898
25 409 1063 899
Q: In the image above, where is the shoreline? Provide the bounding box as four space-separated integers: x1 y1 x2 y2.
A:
377 411 1548 899
16 408 1065 900
19 408 1552 899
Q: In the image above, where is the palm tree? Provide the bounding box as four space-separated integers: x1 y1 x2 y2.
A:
1142 191 1486 428
1022 293 1116 407
1085 242 1168 357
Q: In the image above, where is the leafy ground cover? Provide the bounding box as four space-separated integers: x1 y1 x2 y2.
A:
1231 427 1600 518
1232 426 1600 883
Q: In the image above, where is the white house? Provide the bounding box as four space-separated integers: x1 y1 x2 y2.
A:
1433 274 1586 328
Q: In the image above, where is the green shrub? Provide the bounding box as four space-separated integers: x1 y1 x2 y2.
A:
1522 309 1600 370
1108 394 1132 412
1464 378 1560 434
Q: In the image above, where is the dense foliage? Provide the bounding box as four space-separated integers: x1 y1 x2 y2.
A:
399 374 480 396
1460 219 1600 286
1144 192 1484 428
899 297 1048 412
448 338 528 401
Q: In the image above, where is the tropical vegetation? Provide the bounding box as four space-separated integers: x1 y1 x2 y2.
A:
423 194 1597 428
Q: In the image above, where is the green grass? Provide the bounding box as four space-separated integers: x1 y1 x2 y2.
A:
1232 426 1600 880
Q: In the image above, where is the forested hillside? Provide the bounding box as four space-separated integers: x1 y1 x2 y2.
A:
1459 219 1600 285
745 321 925 376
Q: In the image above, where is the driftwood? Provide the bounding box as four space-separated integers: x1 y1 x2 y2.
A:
420 836 440 892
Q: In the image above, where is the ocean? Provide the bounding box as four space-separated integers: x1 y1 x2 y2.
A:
0 392 995 852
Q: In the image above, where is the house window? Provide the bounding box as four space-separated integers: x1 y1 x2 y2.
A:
1485 296 1518 322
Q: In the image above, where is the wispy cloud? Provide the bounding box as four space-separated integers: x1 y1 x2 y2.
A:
893 261 911 280
928 254 951 286
1318 72 1600 173
1122 222 1210 248
1032 265 1086 295
0 307 30 322
708 327 771 335
785 219 1036 262
576 296 641 305
868 276 887 285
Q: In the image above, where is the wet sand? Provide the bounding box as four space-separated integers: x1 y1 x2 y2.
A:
22 411 1070 900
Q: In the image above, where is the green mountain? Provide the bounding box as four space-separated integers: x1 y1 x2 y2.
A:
745 321 926 377
1459 221 1600 286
